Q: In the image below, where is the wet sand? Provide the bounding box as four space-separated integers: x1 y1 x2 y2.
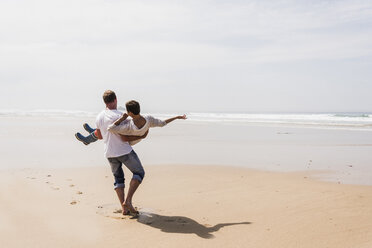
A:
1 115 372 184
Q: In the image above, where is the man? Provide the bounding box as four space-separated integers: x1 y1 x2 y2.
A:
95 90 147 215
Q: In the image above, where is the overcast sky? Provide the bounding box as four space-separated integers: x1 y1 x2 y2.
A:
1 0 371 113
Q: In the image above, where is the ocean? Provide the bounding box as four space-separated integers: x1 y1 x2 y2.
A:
1 109 372 131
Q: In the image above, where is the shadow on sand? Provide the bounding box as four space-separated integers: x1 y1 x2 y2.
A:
136 212 251 239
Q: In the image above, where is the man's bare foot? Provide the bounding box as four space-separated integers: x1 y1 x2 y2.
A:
123 202 139 215
121 206 129 216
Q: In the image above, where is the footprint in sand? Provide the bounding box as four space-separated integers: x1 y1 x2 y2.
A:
96 203 133 220
69 184 75 187
76 191 83 195
70 200 78 205
52 187 60 190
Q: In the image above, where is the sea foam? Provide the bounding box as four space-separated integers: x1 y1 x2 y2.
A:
1 109 371 130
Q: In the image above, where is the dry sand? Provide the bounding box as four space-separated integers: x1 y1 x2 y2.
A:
1 165 372 248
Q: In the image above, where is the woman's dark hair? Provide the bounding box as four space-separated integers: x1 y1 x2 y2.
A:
126 100 140 115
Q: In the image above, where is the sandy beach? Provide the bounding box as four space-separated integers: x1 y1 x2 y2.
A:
1 115 372 247
1 165 372 248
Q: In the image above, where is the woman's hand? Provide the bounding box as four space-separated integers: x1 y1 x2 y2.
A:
114 113 129 126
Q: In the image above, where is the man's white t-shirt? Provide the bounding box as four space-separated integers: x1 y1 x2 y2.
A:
96 109 132 158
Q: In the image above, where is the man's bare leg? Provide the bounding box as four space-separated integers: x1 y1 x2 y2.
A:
114 187 126 215
124 179 140 213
